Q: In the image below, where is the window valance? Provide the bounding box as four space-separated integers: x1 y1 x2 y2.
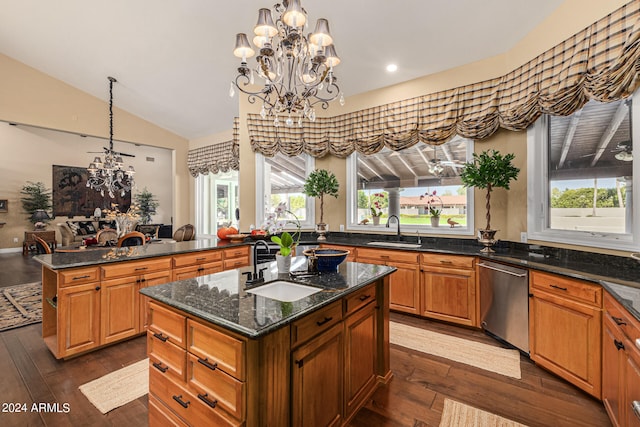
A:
188 118 240 177
248 1 640 158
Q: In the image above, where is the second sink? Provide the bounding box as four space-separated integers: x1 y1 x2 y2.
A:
246 280 321 302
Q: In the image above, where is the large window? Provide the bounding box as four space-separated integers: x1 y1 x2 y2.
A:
195 170 239 236
527 95 640 250
255 152 315 229
347 137 474 234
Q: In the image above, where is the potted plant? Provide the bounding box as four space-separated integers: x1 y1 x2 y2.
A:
460 149 520 252
421 190 442 227
20 181 52 229
303 169 339 241
134 187 159 225
263 203 301 273
369 192 386 225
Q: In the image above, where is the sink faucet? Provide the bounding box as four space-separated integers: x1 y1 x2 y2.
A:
386 215 401 240
245 241 270 285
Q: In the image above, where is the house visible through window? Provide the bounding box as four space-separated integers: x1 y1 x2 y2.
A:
347 137 474 234
527 95 639 250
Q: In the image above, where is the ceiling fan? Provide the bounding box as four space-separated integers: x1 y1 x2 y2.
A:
87 146 135 158
612 141 632 161
424 146 464 176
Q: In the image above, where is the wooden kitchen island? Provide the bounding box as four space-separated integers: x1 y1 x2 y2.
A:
140 257 396 427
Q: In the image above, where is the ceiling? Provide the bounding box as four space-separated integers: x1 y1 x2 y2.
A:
0 1 565 140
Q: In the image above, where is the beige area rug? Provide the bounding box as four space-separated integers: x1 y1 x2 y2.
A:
390 321 521 379
79 358 149 414
439 398 528 427
0 282 42 332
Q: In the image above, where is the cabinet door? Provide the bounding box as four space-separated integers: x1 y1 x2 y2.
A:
529 289 602 398
101 277 139 344
140 270 173 332
344 302 377 419
421 266 476 326
387 260 421 314
602 314 624 427
626 348 640 427
59 282 101 357
292 323 343 427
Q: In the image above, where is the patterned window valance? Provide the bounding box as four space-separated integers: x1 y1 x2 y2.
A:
248 1 640 158
188 118 240 177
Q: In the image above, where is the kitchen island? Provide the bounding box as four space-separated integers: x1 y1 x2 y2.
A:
140 256 396 427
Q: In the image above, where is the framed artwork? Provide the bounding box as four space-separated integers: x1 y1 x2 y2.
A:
52 165 131 217
0 199 7 212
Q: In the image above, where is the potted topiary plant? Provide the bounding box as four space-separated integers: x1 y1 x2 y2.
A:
20 181 52 229
460 150 520 252
134 187 159 225
303 169 340 241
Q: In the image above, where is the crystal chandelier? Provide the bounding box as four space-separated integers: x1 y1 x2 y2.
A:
86 77 136 198
230 0 344 127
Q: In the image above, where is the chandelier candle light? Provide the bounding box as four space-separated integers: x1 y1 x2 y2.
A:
231 0 344 127
86 77 136 198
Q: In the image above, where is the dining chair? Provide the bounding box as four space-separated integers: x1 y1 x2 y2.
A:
116 231 146 247
33 235 53 254
173 224 196 242
96 228 118 245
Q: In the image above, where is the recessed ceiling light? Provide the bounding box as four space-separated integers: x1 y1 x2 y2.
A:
386 64 398 72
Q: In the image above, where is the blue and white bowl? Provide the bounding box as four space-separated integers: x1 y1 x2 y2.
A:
303 248 350 272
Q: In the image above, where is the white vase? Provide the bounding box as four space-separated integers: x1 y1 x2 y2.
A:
372 216 381 226
430 216 440 227
276 254 291 273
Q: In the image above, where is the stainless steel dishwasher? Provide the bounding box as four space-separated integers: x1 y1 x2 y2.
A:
478 260 529 354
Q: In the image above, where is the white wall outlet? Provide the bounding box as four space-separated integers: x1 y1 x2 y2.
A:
520 232 527 243
13 237 19 243
339 224 344 232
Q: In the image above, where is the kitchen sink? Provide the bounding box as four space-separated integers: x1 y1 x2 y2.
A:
245 280 321 302
366 241 422 249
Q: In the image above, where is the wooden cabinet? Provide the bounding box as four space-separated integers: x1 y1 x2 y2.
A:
222 246 250 270
58 281 101 357
173 251 224 281
420 254 477 327
603 291 640 427
357 248 420 314
529 271 602 398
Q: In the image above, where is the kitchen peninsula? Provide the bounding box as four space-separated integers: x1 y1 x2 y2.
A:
140 257 395 426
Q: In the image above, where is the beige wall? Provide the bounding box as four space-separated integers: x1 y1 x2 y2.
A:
0 53 190 251
237 0 630 256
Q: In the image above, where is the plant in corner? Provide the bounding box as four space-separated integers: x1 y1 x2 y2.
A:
303 169 339 241
134 187 159 225
459 149 520 252
20 181 52 227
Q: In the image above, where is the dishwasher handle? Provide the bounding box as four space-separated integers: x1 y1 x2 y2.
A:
478 262 528 278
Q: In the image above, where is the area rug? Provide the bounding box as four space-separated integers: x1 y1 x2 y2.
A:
79 358 149 414
0 282 42 332
390 322 521 379
439 398 528 427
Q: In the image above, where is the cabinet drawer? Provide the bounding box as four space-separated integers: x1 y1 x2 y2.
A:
291 300 343 348
345 284 376 315
173 262 224 281
187 319 245 380
223 246 250 260
59 267 100 287
223 257 249 270
101 257 172 280
604 292 640 346
421 253 475 269
531 271 602 307
357 248 418 264
148 331 187 381
149 393 189 427
187 353 244 421
149 302 186 348
150 366 240 427
173 251 222 268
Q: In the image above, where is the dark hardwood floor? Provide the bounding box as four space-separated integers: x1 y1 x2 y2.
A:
0 252 611 426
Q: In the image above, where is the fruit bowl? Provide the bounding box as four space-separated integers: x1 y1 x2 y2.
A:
226 234 248 242
303 248 350 272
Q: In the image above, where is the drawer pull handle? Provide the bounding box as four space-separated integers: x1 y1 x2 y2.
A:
197 357 218 371
549 284 567 291
172 395 190 409
614 339 625 351
380 255 390 259
359 294 371 301
73 275 91 280
152 332 168 342
196 257 206 261
295 359 304 368
197 393 218 409
316 316 333 326
439 260 453 264
135 267 147 271
612 316 627 326
197 267 205 272
152 362 168 373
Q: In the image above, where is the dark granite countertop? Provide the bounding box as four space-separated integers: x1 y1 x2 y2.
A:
140 257 396 339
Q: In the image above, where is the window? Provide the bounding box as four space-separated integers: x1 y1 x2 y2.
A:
527 95 640 250
195 170 239 236
255 152 315 229
346 137 474 234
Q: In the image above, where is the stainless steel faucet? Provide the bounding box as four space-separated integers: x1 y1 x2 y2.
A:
386 215 401 240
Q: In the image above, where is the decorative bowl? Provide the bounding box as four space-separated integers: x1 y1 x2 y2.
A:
226 234 249 242
303 248 350 272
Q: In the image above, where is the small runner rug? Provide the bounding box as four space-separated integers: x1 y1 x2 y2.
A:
79 358 149 414
439 398 528 427
390 321 521 379
0 282 42 332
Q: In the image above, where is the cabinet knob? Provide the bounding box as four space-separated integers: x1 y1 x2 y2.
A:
614 340 625 351
94 286 101 291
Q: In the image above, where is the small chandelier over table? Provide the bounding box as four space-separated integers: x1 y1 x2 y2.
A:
86 76 136 198
230 0 344 128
